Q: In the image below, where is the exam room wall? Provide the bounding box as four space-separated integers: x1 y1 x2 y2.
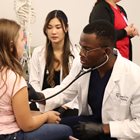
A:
0 0 140 65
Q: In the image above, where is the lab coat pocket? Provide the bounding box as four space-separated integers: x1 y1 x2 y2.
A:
110 91 130 120
117 102 130 120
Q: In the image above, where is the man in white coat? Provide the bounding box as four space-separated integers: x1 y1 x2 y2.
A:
37 20 140 140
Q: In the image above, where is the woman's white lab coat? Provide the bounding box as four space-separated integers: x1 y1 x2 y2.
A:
42 51 140 140
29 45 79 109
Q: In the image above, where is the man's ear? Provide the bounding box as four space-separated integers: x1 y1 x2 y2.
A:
104 47 111 55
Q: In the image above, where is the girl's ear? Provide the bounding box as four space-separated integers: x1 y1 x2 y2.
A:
10 41 14 52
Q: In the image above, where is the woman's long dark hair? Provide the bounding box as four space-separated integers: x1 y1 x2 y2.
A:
43 10 73 87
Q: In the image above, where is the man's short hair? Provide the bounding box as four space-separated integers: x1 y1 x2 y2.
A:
83 20 116 48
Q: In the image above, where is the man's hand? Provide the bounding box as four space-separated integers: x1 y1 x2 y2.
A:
74 122 103 140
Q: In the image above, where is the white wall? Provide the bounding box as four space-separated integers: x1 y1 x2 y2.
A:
31 0 93 46
0 0 140 65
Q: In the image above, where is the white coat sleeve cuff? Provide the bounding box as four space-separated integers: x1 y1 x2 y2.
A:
109 121 122 138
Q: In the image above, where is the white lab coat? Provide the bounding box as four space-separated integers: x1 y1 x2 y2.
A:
29 45 79 109
42 51 140 140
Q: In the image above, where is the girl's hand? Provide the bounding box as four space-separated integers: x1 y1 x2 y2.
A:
47 111 61 123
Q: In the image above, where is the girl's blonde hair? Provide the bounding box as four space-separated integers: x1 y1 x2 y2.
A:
0 18 23 95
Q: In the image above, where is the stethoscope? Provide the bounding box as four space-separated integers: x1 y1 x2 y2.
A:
32 54 109 102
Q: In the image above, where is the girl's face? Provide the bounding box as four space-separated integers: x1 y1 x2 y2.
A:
15 29 26 60
46 17 67 45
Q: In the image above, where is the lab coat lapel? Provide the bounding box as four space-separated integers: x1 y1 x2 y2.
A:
102 52 122 105
102 77 117 106
79 72 91 115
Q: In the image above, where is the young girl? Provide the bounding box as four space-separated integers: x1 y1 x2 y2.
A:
0 18 72 140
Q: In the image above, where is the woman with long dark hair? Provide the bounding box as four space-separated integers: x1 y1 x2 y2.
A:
29 10 79 116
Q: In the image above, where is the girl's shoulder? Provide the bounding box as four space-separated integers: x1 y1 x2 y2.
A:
0 69 27 97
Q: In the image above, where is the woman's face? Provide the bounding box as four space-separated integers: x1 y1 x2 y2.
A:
15 29 26 59
46 17 67 45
